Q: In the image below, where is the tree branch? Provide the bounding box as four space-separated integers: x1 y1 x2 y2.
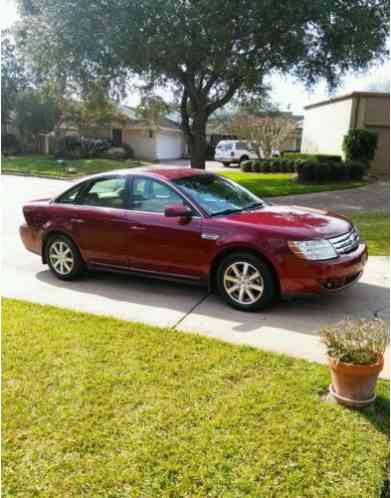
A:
207 79 241 115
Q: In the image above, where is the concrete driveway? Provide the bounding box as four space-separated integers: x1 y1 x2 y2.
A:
2 175 389 377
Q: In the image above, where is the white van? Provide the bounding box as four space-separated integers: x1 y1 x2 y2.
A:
214 140 260 166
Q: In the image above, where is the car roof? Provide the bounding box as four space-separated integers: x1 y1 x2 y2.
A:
77 167 210 184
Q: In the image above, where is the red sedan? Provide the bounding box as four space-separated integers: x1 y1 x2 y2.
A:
20 168 367 311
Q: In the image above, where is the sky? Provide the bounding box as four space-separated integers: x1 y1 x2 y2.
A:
2 0 389 115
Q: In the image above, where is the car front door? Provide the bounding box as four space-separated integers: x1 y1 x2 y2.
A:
71 175 132 267
126 176 204 278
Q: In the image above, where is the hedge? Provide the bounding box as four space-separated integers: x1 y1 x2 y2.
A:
240 158 366 182
283 152 342 162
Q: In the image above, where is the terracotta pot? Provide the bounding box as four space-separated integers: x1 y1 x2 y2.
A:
328 355 384 408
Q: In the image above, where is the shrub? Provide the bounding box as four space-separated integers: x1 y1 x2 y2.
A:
286 160 295 172
251 161 261 173
300 160 317 182
284 152 342 162
346 160 366 180
294 160 305 174
259 161 270 173
334 163 349 181
240 160 253 172
328 161 342 180
54 135 115 159
343 129 378 164
314 162 331 182
98 146 130 160
320 319 388 365
270 161 281 173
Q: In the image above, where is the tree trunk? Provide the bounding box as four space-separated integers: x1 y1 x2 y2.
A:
189 113 208 169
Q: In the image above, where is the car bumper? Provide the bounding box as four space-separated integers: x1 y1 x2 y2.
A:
279 242 368 296
215 157 239 163
20 223 41 256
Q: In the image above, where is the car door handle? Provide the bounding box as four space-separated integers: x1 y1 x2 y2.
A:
70 218 85 224
130 225 147 231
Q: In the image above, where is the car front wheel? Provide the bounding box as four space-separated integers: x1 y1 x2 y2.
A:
216 252 277 311
46 235 84 280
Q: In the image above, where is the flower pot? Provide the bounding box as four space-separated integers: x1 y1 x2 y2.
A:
328 355 384 408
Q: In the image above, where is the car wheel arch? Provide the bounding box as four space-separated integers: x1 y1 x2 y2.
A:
208 245 280 294
239 155 249 163
42 230 82 264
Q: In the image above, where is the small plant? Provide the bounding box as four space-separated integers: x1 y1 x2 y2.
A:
320 319 389 365
343 129 378 164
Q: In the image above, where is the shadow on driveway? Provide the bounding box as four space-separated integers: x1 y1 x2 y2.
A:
36 269 389 337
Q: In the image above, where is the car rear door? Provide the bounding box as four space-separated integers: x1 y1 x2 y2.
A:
126 175 204 278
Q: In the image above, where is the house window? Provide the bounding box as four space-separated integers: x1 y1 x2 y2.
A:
112 128 122 146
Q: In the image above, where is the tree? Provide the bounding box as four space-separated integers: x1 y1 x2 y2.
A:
1 30 29 135
135 95 172 129
14 89 60 149
227 114 298 158
16 0 389 168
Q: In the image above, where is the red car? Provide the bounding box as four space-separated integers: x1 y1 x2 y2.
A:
20 168 367 311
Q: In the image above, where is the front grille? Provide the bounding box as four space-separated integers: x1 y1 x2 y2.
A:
328 228 360 255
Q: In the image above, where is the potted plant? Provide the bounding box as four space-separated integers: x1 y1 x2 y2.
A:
320 319 389 408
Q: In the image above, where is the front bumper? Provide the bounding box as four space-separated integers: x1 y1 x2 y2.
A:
279 242 368 295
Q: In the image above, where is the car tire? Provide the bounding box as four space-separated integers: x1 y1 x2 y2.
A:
46 234 84 281
216 252 277 311
239 156 249 166
222 162 230 167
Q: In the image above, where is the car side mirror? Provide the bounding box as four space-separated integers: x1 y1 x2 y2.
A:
164 204 192 219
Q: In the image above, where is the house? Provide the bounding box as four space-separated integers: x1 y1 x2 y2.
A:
78 105 186 161
301 92 390 176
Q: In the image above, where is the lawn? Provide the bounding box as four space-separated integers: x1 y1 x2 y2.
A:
220 171 366 197
3 299 389 498
2 154 151 178
349 211 390 256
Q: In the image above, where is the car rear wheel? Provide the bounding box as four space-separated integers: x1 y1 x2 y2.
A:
46 235 84 280
216 252 277 311
239 156 249 166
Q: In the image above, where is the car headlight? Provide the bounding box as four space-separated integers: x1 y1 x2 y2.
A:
288 239 338 261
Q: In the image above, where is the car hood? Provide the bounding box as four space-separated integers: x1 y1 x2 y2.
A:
222 205 352 239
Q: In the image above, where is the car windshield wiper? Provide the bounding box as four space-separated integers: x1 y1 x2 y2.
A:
243 202 264 211
210 207 244 217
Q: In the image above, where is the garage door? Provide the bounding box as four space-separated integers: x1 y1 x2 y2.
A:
156 133 182 159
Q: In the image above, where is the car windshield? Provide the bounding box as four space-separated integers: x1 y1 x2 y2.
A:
174 174 264 216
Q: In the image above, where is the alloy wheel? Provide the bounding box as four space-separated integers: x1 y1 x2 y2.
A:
48 240 74 276
223 261 264 305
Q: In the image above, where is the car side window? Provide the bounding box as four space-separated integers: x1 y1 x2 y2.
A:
56 183 84 204
130 177 185 213
81 177 128 209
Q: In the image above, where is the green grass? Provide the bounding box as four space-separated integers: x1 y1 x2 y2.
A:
3 299 389 498
220 171 366 197
2 154 151 178
350 211 390 256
